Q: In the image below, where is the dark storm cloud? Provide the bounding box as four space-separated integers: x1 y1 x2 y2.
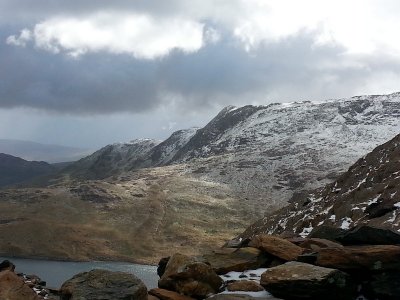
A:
2 23 400 115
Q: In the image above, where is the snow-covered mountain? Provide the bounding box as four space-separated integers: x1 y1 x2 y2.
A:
66 139 161 179
240 132 400 239
65 92 400 209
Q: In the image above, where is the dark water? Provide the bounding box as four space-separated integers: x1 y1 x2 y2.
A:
0 257 158 289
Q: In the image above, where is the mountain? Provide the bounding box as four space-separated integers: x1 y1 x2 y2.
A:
0 139 91 163
0 153 55 187
63 92 400 211
65 139 161 179
1 92 400 263
241 133 400 239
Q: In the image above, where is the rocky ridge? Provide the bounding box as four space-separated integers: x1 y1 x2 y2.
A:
240 132 400 239
63 92 400 209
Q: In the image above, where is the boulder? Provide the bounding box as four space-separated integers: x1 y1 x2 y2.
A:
202 247 270 274
60 269 147 300
299 238 344 251
0 270 40 300
0 259 15 272
223 238 250 248
316 245 400 270
260 262 355 300
159 253 223 299
249 234 304 261
227 280 264 292
308 226 346 242
149 288 195 300
338 225 400 245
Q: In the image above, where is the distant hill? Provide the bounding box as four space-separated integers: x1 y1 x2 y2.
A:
0 153 55 187
0 139 91 163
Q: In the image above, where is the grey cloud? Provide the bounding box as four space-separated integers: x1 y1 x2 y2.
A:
1 24 400 115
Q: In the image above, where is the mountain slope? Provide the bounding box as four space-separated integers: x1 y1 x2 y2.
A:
65 139 160 179
0 153 55 187
241 133 400 239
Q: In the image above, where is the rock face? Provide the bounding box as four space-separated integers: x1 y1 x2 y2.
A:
260 262 355 300
0 270 40 300
159 253 223 298
248 234 304 261
60 269 148 300
241 132 400 239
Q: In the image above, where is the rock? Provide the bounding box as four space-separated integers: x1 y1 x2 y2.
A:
316 245 400 270
159 253 223 298
299 238 344 252
296 253 318 264
248 234 304 261
148 295 160 300
260 262 355 300
285 237 306 245
202 247 270 274
158 257 170 277
149 288 194 300
370 271 400 299
0 270 40 300
60 269 147 300
227 280 264 292
308 225 346 242
0 260 15 272
338 225 400 245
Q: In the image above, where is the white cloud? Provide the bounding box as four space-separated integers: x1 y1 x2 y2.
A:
11 12 207 59
6 0 400 59
6 29 32 47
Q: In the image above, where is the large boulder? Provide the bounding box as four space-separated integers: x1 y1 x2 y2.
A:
316 245 400 270
249 234 304 261
0 270 40 300
338 225 400 245
159 253 223 299
60 269 147 300
308 226 346 242
202 247 270 274
260 262 355 300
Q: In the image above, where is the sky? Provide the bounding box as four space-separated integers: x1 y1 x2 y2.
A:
1 0 400 148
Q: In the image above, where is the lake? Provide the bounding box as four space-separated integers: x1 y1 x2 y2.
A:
0 257 158 289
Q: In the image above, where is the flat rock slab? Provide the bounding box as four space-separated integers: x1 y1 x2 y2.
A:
202 247 270 274
149 288 195 300
260 261 355 300
60 269 148 300
0 270 40 300
249 234 304 261
316 245 400 270
299 238 344 251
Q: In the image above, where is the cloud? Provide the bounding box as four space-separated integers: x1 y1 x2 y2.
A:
8 13 207 59
1 0 400 116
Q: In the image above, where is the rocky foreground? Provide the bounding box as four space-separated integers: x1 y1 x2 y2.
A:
1 225 399 300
